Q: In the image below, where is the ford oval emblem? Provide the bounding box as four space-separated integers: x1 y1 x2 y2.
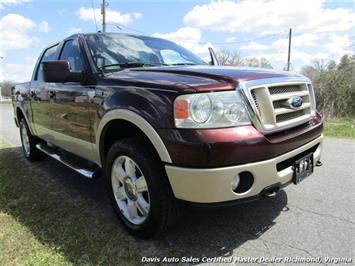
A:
287 96 303 109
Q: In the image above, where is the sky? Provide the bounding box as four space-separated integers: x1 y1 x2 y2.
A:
0 0 354 82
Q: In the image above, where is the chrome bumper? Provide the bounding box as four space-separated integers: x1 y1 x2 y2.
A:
165 134 323 203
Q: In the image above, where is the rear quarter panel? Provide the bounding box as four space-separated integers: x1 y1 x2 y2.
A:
12 82 33 131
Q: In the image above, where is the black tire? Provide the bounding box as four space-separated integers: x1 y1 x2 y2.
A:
19 118 43 161
105 136 180 239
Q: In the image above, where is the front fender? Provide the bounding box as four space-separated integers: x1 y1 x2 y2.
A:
95 109 172 167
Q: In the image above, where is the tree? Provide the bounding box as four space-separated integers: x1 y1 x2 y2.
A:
216 49 243 66
0 81 14 97
301 54 355 118
216 49 273 69
244 57 273 69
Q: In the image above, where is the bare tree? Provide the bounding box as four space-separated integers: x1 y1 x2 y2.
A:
216 49 243 66
244 57 273 69
216 49 273 69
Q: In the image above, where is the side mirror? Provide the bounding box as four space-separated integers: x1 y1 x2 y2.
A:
42 60 82 83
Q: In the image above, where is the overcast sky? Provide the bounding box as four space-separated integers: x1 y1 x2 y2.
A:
0 0 354 82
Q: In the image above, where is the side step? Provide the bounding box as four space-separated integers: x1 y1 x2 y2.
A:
36 143 97 178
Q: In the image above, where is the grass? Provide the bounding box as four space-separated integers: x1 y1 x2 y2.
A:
323 117 355 139
0 140 154 266
0 137 291 266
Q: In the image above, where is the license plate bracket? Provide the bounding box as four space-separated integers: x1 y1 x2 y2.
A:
293 153 314 184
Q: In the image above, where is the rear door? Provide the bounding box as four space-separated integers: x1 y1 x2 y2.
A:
30 44 58 140
49 38 95 161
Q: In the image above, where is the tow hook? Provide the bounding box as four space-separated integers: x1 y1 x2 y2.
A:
262 186 280 198
316 161 323 167
264 190 277 198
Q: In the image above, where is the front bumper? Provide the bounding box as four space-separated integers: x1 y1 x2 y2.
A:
165 134 323 204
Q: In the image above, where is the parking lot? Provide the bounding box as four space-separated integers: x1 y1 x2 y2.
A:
0 103 354 265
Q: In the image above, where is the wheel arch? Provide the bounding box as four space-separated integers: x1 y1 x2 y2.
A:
96 109 172 167
15 106 34 135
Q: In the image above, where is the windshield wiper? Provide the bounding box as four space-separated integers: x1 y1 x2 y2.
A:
98 62 161 71
164 63 196 66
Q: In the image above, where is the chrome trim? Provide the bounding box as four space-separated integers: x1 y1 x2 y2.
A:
36 143 95 178
237 76 313 133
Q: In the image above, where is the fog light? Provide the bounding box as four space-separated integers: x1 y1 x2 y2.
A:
231 174 240 190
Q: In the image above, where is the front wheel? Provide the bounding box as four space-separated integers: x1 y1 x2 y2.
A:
105 137 179 238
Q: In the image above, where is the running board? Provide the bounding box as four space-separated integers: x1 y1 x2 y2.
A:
35 143 96 178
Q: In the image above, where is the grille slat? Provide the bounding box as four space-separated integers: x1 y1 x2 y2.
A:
274 103 311 115
270 91 309 101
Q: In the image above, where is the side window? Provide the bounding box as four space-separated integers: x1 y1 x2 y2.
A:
59 39 84 72
36 45 58 81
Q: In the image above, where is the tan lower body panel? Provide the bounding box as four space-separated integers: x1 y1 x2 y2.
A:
32 123 98 164
165 134 323 203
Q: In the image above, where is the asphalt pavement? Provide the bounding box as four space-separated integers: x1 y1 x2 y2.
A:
0 103 354 265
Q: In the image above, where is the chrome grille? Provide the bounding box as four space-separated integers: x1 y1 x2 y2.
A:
245 82 315 132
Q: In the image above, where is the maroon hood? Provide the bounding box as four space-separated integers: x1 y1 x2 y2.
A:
107 65 305 92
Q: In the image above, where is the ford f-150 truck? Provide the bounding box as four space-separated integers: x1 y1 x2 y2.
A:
12 33 323 238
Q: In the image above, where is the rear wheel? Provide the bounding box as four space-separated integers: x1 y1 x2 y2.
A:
19 118 43 161
105 137 179 238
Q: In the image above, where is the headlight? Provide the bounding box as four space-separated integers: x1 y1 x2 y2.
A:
174 91 251 128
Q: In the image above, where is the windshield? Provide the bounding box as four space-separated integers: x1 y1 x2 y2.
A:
84 34 207 71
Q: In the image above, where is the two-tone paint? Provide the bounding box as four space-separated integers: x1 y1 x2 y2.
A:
12 33 323 204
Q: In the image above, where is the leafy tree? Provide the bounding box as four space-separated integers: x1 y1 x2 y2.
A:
0 81 14 97
302 54 355 118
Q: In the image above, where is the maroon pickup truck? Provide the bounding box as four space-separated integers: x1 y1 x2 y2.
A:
12 33 323 238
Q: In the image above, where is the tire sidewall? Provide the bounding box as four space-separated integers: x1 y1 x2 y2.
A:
105 139 166 237
19 119 31 158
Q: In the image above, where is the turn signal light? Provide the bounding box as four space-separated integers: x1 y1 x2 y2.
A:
174 99 189 119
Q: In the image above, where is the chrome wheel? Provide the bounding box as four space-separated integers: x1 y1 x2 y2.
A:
111 155 150 225
20 123 30 156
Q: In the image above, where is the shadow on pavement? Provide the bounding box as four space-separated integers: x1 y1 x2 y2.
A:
0 146 288 265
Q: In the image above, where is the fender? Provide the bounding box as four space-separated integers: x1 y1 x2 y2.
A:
95 109 172 167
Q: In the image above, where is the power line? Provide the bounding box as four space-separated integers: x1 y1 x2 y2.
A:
91 0 98 31
118 24 150 35
211 31 287 46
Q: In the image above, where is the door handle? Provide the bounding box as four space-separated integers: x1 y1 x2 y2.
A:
49 90 56 98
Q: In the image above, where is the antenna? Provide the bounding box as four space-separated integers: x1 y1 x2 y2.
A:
287 28 292 71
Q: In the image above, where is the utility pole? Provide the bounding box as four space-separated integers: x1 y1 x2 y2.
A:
287 28 292 71
101 0 107 32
